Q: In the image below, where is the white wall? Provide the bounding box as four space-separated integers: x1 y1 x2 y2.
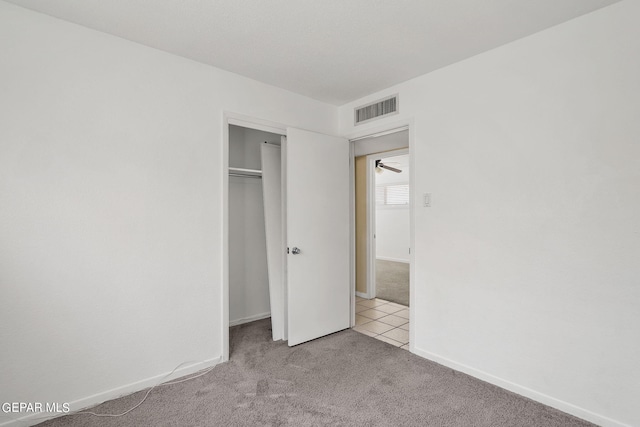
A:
375 209 409 263
375 154 410 263
340 2 640 426
229 126 280 325
0 2 336 422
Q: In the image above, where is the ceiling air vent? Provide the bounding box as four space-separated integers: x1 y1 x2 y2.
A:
354 94 398 125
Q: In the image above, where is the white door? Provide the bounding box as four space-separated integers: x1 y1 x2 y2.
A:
286 127 350 346
261 143 284 341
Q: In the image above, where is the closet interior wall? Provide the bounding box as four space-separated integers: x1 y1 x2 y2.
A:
228 125 281 326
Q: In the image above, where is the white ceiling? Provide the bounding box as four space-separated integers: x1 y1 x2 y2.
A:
354 129 408 157
5 0 619 105
381 154 409 169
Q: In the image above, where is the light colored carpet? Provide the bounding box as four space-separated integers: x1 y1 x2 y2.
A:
376 259 410 306
38 319 594 427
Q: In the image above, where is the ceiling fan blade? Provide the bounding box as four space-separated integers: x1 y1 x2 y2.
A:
379 163 402 173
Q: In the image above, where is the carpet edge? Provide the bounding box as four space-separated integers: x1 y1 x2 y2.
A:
0 357 222 427
411 346 629 427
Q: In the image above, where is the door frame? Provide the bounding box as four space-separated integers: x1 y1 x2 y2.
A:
365 147 410 300
347 119 415 352
222 112 287 362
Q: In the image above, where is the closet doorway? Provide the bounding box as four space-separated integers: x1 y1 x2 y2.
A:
227 124 283 332
223 116 352 361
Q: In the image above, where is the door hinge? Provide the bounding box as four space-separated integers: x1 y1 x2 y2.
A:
287 247 290 254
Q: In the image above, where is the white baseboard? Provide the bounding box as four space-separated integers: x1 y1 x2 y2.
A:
411 346 630 427
229 312 270 327
0 357 222 427
355 291 370 299
376 256 410 264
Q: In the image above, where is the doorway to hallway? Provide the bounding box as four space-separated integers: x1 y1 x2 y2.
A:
351 129 411 349
372 152 410 307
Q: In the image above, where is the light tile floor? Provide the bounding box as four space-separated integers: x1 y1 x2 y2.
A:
354 297 409 350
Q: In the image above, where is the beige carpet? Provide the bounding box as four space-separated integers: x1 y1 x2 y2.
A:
376 259 410 306
37 319 595 427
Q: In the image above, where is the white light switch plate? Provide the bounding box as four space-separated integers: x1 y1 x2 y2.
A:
423 193 431 207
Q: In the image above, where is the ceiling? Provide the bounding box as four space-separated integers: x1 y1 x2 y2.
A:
5 0 619 105
354 129 408 157
381 154 409 169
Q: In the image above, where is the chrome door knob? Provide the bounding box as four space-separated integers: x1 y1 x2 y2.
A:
291 247 301 255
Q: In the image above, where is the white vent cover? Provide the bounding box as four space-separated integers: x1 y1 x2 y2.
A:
354 95 398 125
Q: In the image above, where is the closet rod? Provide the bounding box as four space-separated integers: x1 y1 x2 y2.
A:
229 173 262 179
228 167 262 178
229 167 261 174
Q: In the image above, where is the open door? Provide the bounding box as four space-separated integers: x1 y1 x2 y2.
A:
261 143 284 341
286 127 350 346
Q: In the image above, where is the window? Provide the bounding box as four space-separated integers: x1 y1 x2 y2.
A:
376 184 409 206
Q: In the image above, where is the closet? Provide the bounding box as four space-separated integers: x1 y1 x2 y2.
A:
226 122 351 350
228 125 284 340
